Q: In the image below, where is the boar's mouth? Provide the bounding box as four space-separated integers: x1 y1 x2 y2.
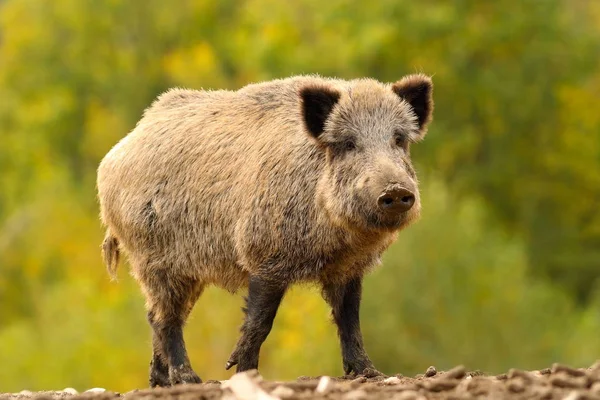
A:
364 210 413 231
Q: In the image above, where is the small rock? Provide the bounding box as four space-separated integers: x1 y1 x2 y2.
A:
222 371 275 400
552 363 587 377
316 376 332 393
62 388 78 395
343 389 367 400
425 366 437 377
442 365 466 380
508 368 537 382
383 376 401 385
270 385 294 398
507 378 525 393
85 388 106 393
468 369 485 377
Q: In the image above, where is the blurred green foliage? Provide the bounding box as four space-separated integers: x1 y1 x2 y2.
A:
0 0 599 393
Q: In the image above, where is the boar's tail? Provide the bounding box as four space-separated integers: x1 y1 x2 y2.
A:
102 230 120 281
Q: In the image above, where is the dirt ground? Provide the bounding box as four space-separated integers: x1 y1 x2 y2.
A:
3 363 600 400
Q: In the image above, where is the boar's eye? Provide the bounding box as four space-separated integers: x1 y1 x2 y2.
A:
395 134 408 149
343 140 356 151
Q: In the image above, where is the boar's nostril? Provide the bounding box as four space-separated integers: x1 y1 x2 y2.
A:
382 197 394 206
378 187 415 213
400 195 414 207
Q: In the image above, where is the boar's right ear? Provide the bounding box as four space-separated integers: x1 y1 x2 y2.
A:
300 85 341 138
392 74 434 133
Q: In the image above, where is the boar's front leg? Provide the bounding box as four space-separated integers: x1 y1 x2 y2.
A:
322 276 380 376
226 275 287 372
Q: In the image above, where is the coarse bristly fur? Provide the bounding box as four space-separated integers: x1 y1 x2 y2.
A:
96 74 434 387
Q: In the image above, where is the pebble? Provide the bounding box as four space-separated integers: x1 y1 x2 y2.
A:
552 363 588 377
424 366 437 377
383 376 402 385
270 385 294 398
222 371 276 400
85 388 106 393
443 365 466 380
508 368 537 382
316 376 332 393
507 378 525 393
62 388 78 395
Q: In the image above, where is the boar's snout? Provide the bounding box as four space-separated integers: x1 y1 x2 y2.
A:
377 185 415 214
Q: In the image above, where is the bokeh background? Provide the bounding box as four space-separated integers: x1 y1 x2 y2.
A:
1 0 600 393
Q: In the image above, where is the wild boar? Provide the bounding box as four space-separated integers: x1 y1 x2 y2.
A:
96 74 433 386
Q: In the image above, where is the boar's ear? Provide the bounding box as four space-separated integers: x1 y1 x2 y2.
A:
300 85 341 138
392 74 434 132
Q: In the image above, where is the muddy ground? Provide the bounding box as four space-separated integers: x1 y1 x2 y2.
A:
3 363 600 400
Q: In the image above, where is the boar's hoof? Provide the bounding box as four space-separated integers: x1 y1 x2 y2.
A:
150 374 170 388
361 367 385 378
169 365 202 385
225 359 237 370
149 358 170 388
150 369 170 388
344 360 381 377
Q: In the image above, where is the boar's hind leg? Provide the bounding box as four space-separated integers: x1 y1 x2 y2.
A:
322 277 380 376
226 275 287 372
144 272 204 386
148 324 169 387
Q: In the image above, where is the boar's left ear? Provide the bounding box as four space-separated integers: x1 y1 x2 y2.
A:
392 74 434 133
300 85 341 138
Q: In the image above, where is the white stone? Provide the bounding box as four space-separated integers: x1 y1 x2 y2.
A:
85 388 106 393
62 388 78 395
270 385 294 398
383 376 401 385
222 372 277 400
316 376 332 393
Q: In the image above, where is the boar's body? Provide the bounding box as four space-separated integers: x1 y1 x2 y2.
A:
97 75 433 386
100 77 392 289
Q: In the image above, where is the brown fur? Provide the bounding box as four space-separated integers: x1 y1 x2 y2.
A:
97 74 433 385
